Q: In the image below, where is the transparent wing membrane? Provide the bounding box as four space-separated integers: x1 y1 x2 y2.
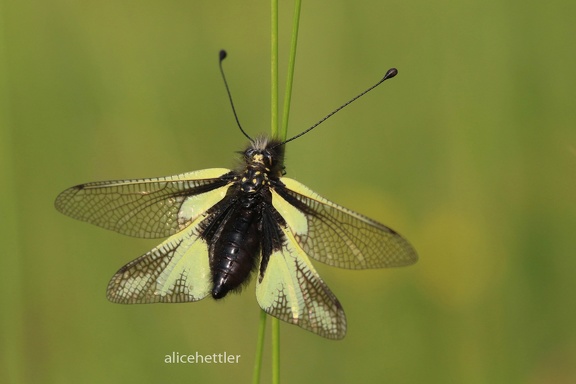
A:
274 177 418 269
55 168 231 238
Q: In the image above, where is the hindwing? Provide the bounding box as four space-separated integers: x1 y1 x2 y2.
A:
106 182 233 303
256 176 417 339
255 222 346 339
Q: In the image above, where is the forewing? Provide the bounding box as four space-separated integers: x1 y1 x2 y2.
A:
55 168 232 238
105 185 233 303
272 177 418 269
256 224 346 340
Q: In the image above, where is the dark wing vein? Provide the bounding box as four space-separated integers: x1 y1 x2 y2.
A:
55 169 232 238
276 177 418 269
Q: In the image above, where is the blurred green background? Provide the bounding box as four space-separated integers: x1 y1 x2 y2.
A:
1 0 575 383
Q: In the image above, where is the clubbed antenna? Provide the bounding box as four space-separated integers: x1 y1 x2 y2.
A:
219 50 253 142
275 68 398 147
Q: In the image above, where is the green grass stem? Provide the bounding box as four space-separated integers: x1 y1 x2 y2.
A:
253 1 303 383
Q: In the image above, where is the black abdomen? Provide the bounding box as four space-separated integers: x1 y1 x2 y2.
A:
210 196 261 299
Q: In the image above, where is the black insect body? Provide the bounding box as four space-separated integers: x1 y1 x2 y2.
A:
202 139 286 299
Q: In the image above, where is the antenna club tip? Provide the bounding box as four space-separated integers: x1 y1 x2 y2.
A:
384 68 398 80
219 50 227 61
